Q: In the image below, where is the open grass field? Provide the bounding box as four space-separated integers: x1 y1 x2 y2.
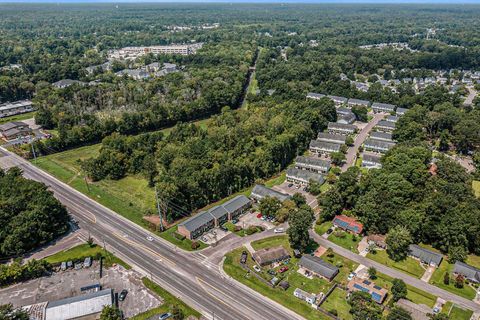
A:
473 180 480 198
158 226 208 251
327 231 360 253
366 250 426 278
0 111 36 125
320 287 352 320
429 261 478 300
131 278 201 320
314 221 333 236
44 243 131 269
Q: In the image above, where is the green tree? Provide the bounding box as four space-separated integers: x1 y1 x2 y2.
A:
0 304 29 320
391 278 408 302
387 306 412 320
99 305 122 320
368 267 377 279
386 226 412 262
447 245 467 264
443 272 450 285
171 304 184 320
258 196 282 219
331 152 346 166
348 291 382 320
287 206 314 252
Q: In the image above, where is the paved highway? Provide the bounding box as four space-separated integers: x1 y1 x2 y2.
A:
0 147 304 320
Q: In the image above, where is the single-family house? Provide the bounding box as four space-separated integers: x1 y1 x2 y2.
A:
396 299 431 320
293 288 316 305
408 245 443 267
252 246 290 266
333 215 363 235
452 261 480 283
367 234 387 249
294 156 331 174
286 168 325 186
298 255 339 281
250 184 290 203
347 279 388 304
52 79 84 89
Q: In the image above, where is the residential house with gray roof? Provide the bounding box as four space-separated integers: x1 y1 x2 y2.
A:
347 98 370 108
338 112 356 124
385 115 399 123
309 140 341 155
286 167 325 186
372 102 396 113
295 156 331 174
306 92 326 100
369 131 393 142
396 107 408 116
363 139 395 154
453 262 480 283
317 132 346 145
250 184 291 203
375 120 396 132
408 245 443 267
327 95 348 106
362 153 382 169
298 255 339 281
327 122 356 135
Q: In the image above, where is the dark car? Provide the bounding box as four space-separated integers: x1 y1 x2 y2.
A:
326 228 334 234
240 251 248 264
220 225 228 232
118 289 128 301
267 269 276 276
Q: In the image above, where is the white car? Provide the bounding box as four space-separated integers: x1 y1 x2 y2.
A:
274 228 285 233
253 265 261 272
146 236 154 241
347 272 356 281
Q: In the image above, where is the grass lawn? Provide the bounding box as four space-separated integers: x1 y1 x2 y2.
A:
314 221 333 236
44 243 131 269
473 180 480 198
449 305 474 320
224 236 358 320
327 230 360 253
466 254 480 269
355 157 362 167
159 226 208 251
321 287 352 320
367 250 426 278
265 171 287 188
320 182 332 193
0 111 36 125
429 261 477 300
133 278 201 320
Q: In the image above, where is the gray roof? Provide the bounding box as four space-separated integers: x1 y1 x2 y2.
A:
348 98 370 106
222 195 251 214
208 205 228 219
178 210 215 232
295 156 331 171
336 107 351 116
362 153 382 165
307 92 326 99
286 167 325 184
46 289 112 320
52 79 83 87
317 132 346 144
309 140 341 152
369 131 393 142
409 245 443 266
364 139 395 151
453 262 480 283
251 184 290 202
396 107 408 115
327 95 348 103
0 121 27 132
298 255 339 279
385 115 399 123
376 120 396 129
0 100 33 112
338 113 356 124
372 102 396 111
328 122 356 132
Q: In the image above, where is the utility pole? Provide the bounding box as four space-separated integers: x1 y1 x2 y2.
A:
155 185 164 232
84 176 90 193
31 142 37 164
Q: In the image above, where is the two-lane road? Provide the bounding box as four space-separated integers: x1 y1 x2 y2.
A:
0 147 304 320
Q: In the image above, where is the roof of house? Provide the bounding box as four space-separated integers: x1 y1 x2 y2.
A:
307 92 326 99
294 288 316 301
0 100 33 111
376 120 396 129
364 138 396 150
0 121 27 132
327 95 348 103
286 168 325 184
366 234 387 245
385 115 399 122
372 102 396 110
298 255 339 279
309 140 342 152
327 122 356 131
221 195 251 214
369 131 393 142
251 184 290 202
408 245 443 265
347 279 387 303
317 132 346 144
208 205 228 219
362 153 382 164
333 215 363 234
46 289 112 320
252 246 290 265
178 210 215 232
348 98 370 106
453 261 480 282
295 156 331 171
52 79 83 87
338 113 356 124
396 107 408 115
336 107 352 116
396 299 430 320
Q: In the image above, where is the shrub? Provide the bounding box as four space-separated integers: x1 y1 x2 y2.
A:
234 226 243 232
191 241 200 250
334 230 346 238
329 310 338 316
174 232 186 241
245 226 258 235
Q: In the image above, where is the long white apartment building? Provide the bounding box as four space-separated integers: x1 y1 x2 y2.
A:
109 43 204 59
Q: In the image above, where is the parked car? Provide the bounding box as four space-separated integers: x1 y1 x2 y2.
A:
347 272 356 281
253 265 261 272
201 236 208 242
256 213 262 219
84 257 92 268
232 219 239 224
60 262 67 271
274 228 285 233
270 277 279 285
119 289 128 301
279 266 289 273
287 183 293 188
66 261 73 269
240 251 248 264
326 228 333 234
159 313 172 320
74 263 82 270
267 269 276 276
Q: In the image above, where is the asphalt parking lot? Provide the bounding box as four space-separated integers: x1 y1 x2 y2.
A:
200 227 230 244
0 262 161 318
273 182 318 207
237 211 275 230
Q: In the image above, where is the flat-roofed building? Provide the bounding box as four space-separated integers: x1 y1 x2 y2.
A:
372 102 396 114
0 100 34 118
362 153 382 169
375 120 396 132
109 43 203 59
309 140 341 155
306 92 326 100
327 95 348 106
250 184 290 202
294 156 331 174
298 255 339 281
363 139 395 154
286 167 325 186
252 246 290 266
327 122 356 135
317 132 346 145
369 131 393 142
408 244 443 267
347 279 387 304
45 288 113 320
347 98 370 108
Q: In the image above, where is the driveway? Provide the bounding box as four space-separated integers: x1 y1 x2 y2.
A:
341 113 385 172
273 182 318 209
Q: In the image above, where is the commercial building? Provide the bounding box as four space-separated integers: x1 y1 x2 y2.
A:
327 95 348 106
347 279 388 304
293 288 317 305
306 92 326 100
108 43 203 59
0 121 32 141
362 153 382 169
369 131 393 142
252 246 290 266
375 120 396 132
309 140 341 155
298 255 339 281
0 100 34 118
372 102 396 114
347 98 370 108
333 215 363 235
408 245 443 267
286 167 325 186
317 132 346 145
250 184 290 202
177 195 251 240
327 122 356 135
294 156 331 174
44 288 113 320
363 139 395 154
452 261 480 283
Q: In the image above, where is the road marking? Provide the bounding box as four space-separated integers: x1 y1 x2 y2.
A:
196 277 229 307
